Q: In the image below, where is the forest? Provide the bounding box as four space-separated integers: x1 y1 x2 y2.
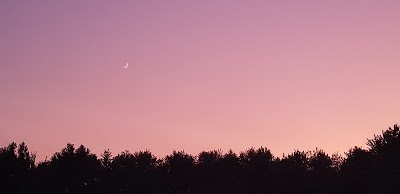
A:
1 124 400 194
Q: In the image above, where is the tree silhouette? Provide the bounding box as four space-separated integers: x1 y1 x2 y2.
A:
366 124 400 193
0 142 18 193
3 124 400 193
47 143 101 194
239 147 275 193
132 150 158 193
195 150 223 193
100 149 112 170
219 149 241 193
164 150 195 193
279 150 309 193
367 124 400 160
110 150 137 193
16 142 35 193
0 142 36 193
282 150 308 170
341 146 375 193
308 148 337 193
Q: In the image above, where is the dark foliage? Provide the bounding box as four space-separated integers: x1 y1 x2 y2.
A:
2 124 400 193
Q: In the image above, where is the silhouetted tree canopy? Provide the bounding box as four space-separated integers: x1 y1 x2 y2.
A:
2 124 400 193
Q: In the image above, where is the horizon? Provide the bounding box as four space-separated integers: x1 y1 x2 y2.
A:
1 123 397 163
1 1 400 161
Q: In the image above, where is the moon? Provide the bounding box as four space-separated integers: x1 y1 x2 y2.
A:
123 63 128 68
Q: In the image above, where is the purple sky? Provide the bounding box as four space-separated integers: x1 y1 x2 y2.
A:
1 1 400 161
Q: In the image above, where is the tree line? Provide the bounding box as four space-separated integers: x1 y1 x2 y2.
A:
2 124 400 194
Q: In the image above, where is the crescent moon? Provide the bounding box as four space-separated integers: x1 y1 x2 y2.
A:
123 63 128 68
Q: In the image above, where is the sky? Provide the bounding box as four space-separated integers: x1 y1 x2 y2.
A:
1 1 400 161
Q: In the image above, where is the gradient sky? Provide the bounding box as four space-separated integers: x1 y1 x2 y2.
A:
1 1 400 161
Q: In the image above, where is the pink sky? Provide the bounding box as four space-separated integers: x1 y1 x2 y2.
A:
1 1 400 161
